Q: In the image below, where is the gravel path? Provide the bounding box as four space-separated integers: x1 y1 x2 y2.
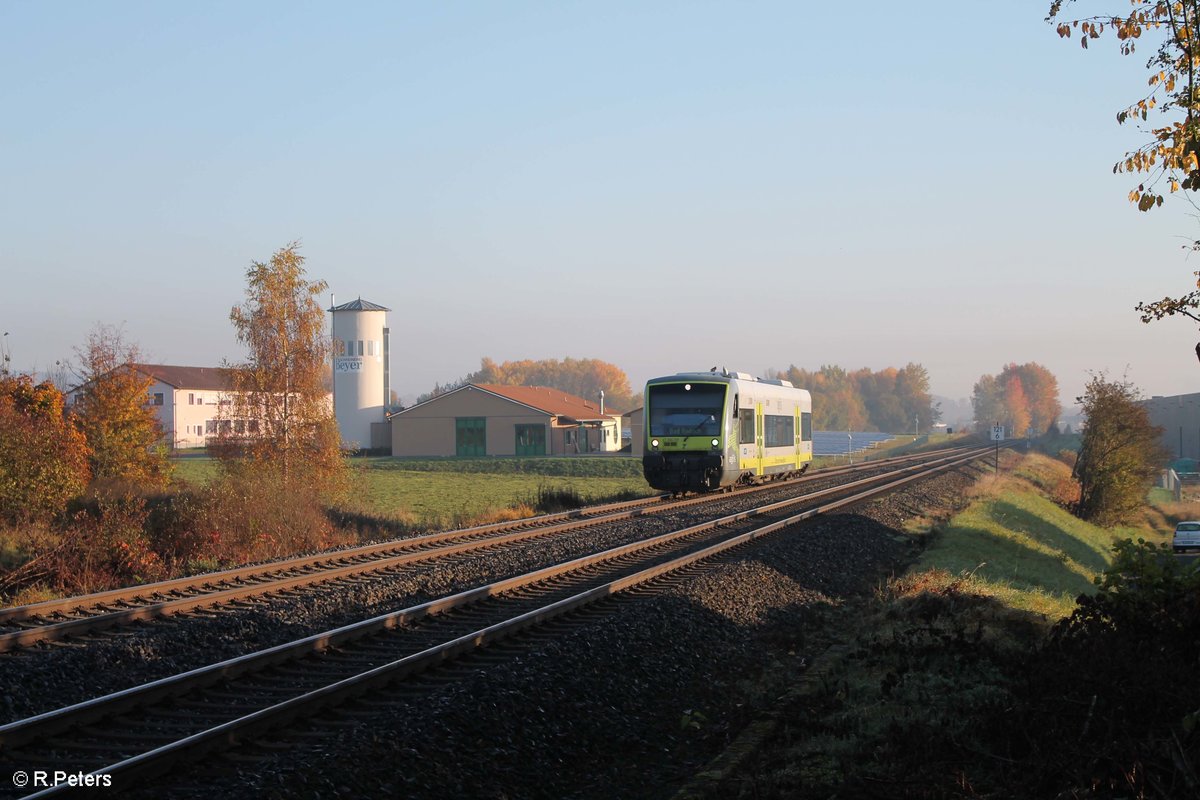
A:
123 461 985 800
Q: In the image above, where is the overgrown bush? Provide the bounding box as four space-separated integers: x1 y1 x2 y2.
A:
1074 375 1167 526
199 466 350 564
50 496 165 592
0 374 90 525
1000 538 1200 797
516 482 648 514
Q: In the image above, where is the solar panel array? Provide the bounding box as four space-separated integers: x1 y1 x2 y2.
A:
812 431 895 456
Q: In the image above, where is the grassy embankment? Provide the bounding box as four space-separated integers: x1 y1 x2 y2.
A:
714 449 1200 798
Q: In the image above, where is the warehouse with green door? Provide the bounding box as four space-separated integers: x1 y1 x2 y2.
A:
389 384 622 457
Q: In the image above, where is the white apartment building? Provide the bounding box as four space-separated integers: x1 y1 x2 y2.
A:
69 364 246 449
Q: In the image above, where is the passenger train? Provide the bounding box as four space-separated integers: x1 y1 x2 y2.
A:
642 370 813 492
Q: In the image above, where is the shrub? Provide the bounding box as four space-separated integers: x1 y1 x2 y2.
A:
0 375 90 525
53 496 165 592
198 466 350 564
1002 538 1200 796
1074 375 1167 526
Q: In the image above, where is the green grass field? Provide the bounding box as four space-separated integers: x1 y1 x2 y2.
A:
172 455 656 525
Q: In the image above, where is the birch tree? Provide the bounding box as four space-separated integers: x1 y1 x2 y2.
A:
223 243 344 494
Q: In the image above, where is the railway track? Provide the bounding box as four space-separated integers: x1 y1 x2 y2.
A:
0 448 969 652
0 445 990 798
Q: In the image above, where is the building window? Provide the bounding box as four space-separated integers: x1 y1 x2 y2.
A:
205 420 216 434
188 393 195 405
456 417 486 456
357 340 364 356
515 424 546 456
150 392 164 406
345 339 354 357
366 340 375 356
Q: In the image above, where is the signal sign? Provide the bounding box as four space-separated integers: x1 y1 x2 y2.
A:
990 424 1004 442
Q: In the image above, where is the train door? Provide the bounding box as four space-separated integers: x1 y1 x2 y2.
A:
738 405 756 474
755 404 764 475
794 406 801 469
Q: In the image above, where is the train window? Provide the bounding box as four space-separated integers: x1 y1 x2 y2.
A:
801 412 812 442
739 409 755 444
647 383 725 437
764 415 794 448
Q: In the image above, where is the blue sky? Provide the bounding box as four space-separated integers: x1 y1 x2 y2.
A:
2 1 1197 412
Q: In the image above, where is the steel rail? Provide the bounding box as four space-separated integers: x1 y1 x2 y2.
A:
13 446 990 798
0 448 967 651
0 445 990 760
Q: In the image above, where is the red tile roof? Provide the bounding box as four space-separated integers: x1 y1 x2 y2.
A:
475 384 616 421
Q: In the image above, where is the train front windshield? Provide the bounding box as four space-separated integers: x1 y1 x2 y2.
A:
647 383 725 437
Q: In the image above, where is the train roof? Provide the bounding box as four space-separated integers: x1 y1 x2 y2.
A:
648 370 796 389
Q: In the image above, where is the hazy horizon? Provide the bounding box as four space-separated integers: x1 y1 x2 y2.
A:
4 2 1199 413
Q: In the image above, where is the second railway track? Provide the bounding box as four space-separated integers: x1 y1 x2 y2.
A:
0 448 969 653
0 446 991 799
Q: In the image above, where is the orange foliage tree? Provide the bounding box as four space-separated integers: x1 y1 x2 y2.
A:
0 373 90 524
775 363 937 432
423 357 639 412
972 363 1062 436
71 324 171 491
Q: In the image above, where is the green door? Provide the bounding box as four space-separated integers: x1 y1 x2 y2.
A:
515 424 546 456
456 417 486 456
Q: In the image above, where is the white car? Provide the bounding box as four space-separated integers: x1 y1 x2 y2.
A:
1173 521 1200 553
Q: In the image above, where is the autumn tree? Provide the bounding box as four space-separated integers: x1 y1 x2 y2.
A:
773 363 937 432
1050 3 1200 359
779 365 870 431
0 374 90 523
223 243 345 496
971 375 1005 433
1003 373 1034 438
1073 374 1167 524
422 357 639 412
71 324 171 491
972 363 1062 436
1014 362 1062 433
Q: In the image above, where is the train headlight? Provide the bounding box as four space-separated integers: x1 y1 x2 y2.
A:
651 439 660 449
711 438 720 448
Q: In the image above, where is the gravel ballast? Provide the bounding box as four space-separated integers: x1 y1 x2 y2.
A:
0 463 917 724
118 461 987 800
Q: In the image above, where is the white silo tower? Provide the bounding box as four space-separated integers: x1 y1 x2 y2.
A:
329 297 391 449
